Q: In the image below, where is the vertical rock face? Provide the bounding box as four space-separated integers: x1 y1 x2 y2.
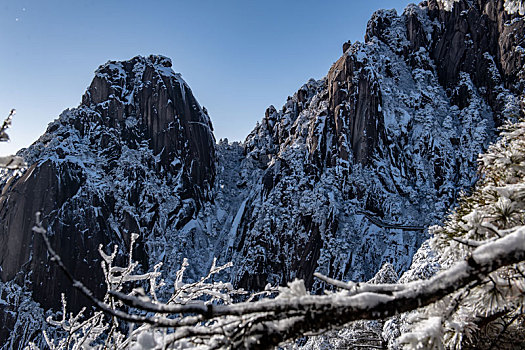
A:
0 55 216 314
1 1 525 347
428 0 525 119
81 56 215 188
327 52 385 165
228 0 524 291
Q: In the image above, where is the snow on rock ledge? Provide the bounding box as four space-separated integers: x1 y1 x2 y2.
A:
0 55 216 326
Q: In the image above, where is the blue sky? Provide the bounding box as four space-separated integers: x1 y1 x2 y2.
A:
0 0 412 156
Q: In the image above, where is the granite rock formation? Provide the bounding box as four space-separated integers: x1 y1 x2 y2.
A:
0 55 215 329
0 0 524 348
228 0 524 290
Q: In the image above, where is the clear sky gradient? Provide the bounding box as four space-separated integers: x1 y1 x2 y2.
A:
0 0 413 156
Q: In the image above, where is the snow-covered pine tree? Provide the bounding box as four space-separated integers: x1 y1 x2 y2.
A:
392 118 525 349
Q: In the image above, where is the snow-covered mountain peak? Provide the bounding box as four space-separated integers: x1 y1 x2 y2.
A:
1 1 525 347
228 0 524 292
0 54 217 324
87 55 186 106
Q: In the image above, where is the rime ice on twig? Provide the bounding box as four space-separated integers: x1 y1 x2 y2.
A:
0 109 15 142
0 109 26 169
34 212 525 349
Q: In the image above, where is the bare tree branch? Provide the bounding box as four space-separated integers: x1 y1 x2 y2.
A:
1 109 27 169
35 205 525 349
0 109 15 142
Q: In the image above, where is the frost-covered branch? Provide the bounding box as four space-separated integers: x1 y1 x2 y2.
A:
113 229 524 324
396 119 525 349
0 109 15 142
36 212 525 349
0 109 26 169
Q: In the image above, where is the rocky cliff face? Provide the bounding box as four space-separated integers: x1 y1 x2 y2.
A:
0 55 216 345
227 0 524 290
1 0 524 348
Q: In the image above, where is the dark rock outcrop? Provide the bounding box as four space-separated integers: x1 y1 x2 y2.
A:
1 2 525 347
0 161 88 295
82 56 215 188
428 0 525 121
0 55 215 317
230 0 524 292
327 51 385 165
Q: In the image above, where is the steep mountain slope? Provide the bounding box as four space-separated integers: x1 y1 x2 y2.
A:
0 55 217 346
0 0 524 348
226 0 524 290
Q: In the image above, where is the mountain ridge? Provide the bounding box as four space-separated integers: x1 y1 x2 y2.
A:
1 0 524 347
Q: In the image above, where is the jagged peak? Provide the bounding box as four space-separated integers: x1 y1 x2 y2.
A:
81 55 209 123
94 54 178 80
365 8 400 43
435 0 525 15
